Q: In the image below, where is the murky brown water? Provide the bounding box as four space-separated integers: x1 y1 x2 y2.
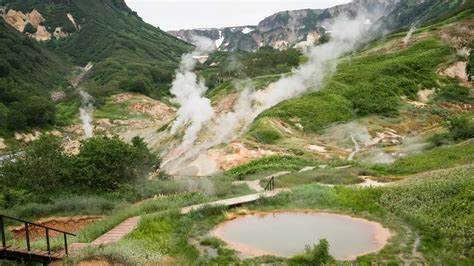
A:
211 212 390 260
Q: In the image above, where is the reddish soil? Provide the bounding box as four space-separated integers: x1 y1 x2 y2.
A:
9 216 102 240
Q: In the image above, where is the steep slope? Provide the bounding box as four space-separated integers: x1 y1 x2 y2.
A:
2 0 191 98
169 0 467 51
0 18 69 131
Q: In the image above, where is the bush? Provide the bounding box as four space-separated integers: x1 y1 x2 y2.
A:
23 23 37 34
429 132 453 147
0 135 156 206
347 82 400 116
288 239 335 265
119 77 151 95
435 84 471 103
248 118 282 144
73 136 155 194
467 40 474 81
0 135 72 204
447 116 474 141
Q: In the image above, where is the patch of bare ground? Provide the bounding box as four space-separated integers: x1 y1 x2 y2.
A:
208 141 277 171
9 216 102 240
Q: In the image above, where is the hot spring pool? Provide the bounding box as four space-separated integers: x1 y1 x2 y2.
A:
210 212 390 260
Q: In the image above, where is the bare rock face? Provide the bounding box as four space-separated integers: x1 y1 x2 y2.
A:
2 8 74 41
27 9 45 28
33 25 52 41
3 9 27 32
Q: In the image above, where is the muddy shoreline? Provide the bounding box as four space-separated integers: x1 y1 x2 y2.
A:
210 211 391 260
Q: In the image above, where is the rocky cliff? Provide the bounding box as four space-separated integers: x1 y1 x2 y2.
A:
168 0 466 51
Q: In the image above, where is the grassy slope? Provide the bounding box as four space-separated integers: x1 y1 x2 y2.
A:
4 0 191 100
0 19 68 91
372 139 474 175
252 38 455 136
80 164 472 265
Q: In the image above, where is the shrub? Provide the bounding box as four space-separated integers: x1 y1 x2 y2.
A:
435 84 471 103
248 119 282 144
429 132 453 147
467 40 474 81
0 135 72 204
447 116 474 141
23 23 37 34
119 77 151 95
288 239 335 265
347 82 400 116
72 136 155 194
0 135 156 205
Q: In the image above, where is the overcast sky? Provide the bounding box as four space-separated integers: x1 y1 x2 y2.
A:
125 0 352 31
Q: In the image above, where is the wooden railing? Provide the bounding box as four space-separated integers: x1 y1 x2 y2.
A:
264 176 275 191
0 214 76 256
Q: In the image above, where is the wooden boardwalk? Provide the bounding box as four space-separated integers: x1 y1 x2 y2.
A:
89 189 288 246
91 216 140 245
180 189 287 214
0 246 63 263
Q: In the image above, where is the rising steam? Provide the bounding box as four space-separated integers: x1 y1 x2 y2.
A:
79 89 94 138
403 25 416 45
169 36 216 150
163 11 391 176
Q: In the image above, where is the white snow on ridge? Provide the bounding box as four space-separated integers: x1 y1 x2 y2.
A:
242 27 254 34
215 30 224 48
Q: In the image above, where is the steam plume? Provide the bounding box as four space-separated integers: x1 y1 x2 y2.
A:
78 89 94 138
403 25 416 45
164 11 389 175
169 36 216 149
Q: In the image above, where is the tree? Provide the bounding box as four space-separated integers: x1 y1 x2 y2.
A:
23 23 37 34
73 136 154 193
0 103 8 130
0 135 71 204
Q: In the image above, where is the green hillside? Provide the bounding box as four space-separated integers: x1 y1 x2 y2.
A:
0 19 69 132
4 0 191 99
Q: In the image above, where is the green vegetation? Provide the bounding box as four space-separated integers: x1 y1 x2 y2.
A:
0 19 68 132
0 135 155 207
379 166 474 263
372 140 474 175
258 92 353 133
272 168 363 188
468 40 474 81
1 0 190 134
202 47 301 89
289 239 335 265
447 116 474 141
71 165 472 265
225 155 319 180
251 39 455 137
434 83 472 103
247 118 282 144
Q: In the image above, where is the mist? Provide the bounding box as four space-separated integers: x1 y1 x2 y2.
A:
163 9 391 176
78 89 94 138
169 36 216 150
403 26 416 45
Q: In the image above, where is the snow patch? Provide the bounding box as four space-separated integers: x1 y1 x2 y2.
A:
242 27 254 34
215 30 224 48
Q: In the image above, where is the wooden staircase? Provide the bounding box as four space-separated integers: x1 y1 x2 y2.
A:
0 214 75 264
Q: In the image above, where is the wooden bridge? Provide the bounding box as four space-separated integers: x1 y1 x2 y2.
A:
0 214 75 264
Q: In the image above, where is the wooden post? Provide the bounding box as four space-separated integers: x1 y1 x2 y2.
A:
64 233 68 255
25 223 30 251
0 216 5 247
46 228 50 254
